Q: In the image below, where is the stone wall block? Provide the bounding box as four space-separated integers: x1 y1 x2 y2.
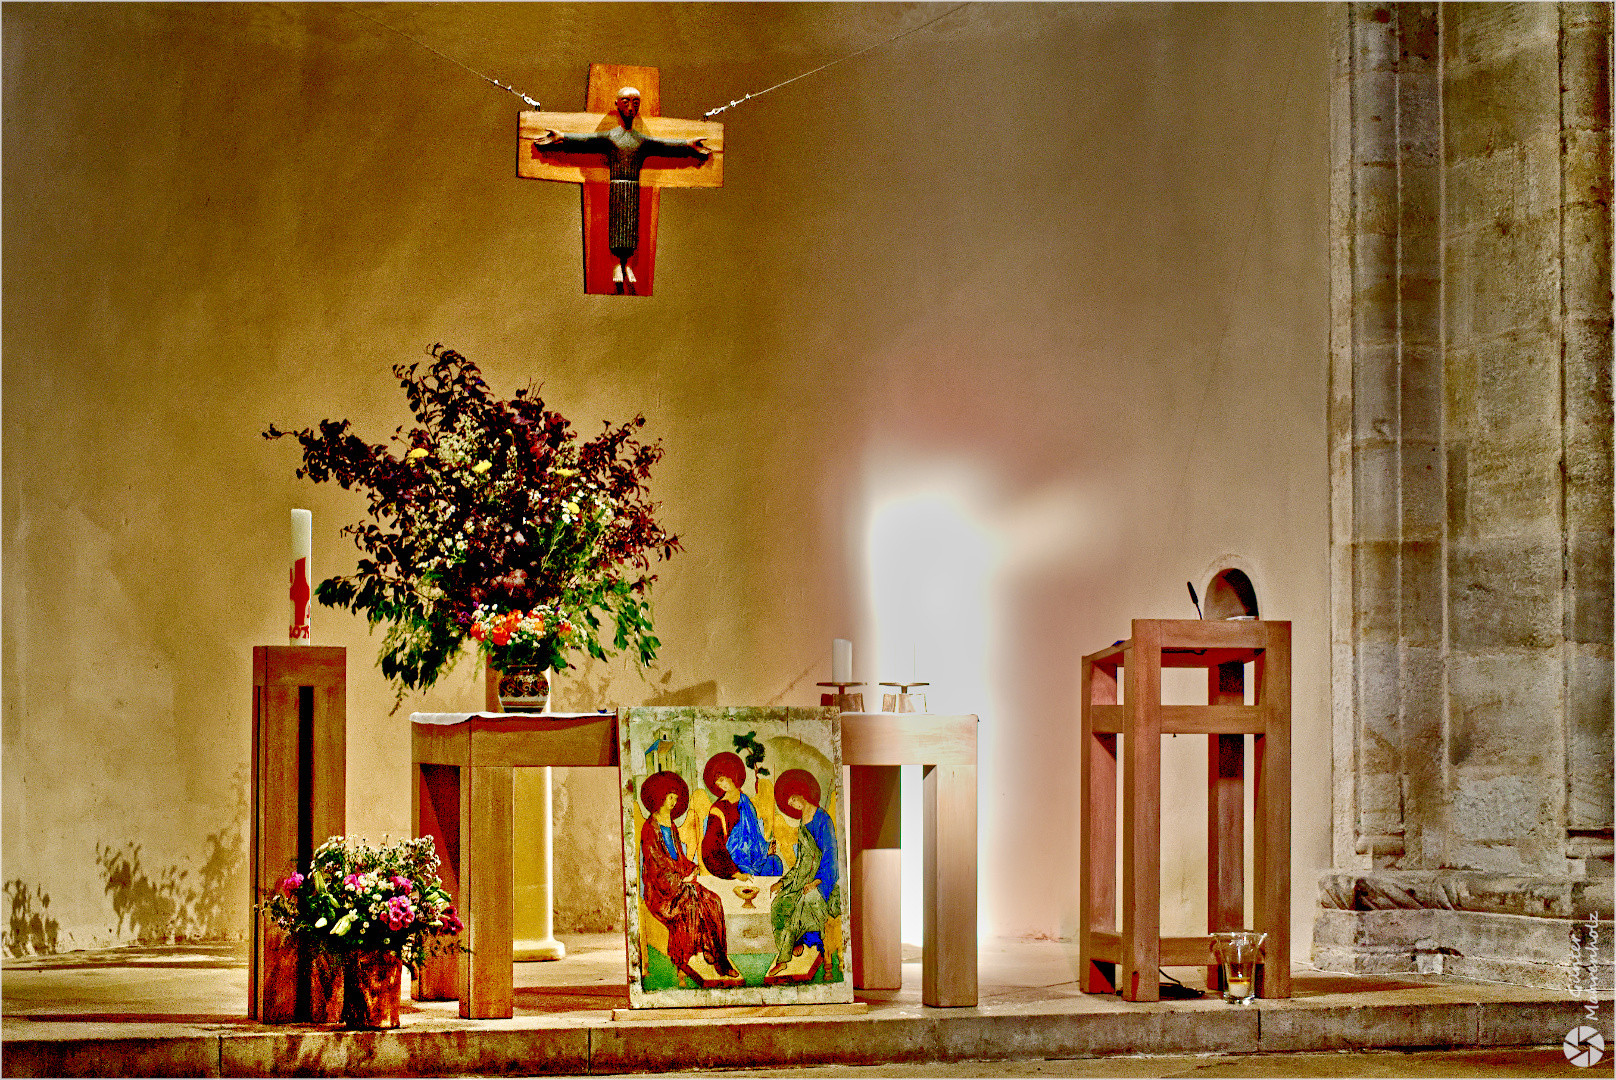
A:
1448 538 1562 651
1444 149 1559 234
1442 47 1560 162
1397 71 1443 168
1352 71 1400 165
1563 447 1613 528
1399 644 1445 867
1445 2 1559 72
1473 331 1562 437
1564 317 1614 447
1462 438 1563 539
1560 9 1613 132
1449 771 1561 873
1352 444 1401 540
1353 345 1400 439
1400 345 1443 440
1445 441 1469 537
1399 442 1444 540
1353 540 1402 643
1358 770 1406 839
1561 202 1614 321
1398 644 1444 731
1355 638 1402 755
1443 347 1478 434
1461 215 1561 340
1442 224 1560 345
1442 226 1480 344
1396 158 1443 240
1355 161 1400 235
1352 6 1400 75
1567 652 1615 833
1446 650 1563 770
1398 274 1442 347
1562 130 1614 213
1353 235 1400 342
1566 529 1615 647
1398 539 1443 642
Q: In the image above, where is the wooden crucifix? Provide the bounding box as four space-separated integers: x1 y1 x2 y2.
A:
519 64 724 296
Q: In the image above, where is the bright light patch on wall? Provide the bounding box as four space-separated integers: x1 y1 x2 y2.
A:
862 466 1000 947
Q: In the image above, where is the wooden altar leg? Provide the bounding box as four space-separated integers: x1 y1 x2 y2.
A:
1079 658 1119 994
922 763 976 1007
1121 622 1162 1002
849 764 902 990
413 763 461 1001
1253 627 1292 997
460 765 515 1018
1207 662 1245 990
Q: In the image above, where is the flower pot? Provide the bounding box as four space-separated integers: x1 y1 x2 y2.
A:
497 665 552 713
341 949 402 1029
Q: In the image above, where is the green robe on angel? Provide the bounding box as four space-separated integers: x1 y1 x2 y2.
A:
769 804 840 966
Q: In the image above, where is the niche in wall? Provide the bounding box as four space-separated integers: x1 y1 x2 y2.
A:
1203 567 1260 620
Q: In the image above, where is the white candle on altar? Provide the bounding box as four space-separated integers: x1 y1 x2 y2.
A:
832 638 852 683
290 509 312 645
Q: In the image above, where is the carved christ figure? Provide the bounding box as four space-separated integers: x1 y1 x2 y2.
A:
534 87 711 287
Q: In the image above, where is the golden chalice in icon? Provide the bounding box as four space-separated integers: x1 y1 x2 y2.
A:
733 884 761 908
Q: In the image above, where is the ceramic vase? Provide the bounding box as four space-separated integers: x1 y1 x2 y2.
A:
497 665 553 713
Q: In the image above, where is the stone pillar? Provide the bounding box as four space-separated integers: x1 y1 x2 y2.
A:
1330 1 1444 872
1321 2 1613 989
1559 1 1615 873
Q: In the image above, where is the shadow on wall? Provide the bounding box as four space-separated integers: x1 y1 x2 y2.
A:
645 679 719 708
548 662 718 712
3 881 61 956
92 769 249 946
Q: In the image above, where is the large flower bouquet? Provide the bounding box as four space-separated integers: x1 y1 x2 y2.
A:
265 836 461 971
265 346 679 699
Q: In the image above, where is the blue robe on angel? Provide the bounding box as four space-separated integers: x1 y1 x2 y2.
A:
702 792 785 878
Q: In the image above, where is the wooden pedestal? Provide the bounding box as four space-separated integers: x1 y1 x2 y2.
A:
1078 620 1291 1002
249 646 346 1023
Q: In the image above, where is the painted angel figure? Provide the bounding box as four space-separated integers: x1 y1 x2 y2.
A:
638 770 743 989
766 769 840 984
533 86 712 287
700 752 784 880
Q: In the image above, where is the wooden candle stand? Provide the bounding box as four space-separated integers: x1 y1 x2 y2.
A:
1078 619 1291 1002
818 681 866 712
249 646 346 1023
879 681 929 713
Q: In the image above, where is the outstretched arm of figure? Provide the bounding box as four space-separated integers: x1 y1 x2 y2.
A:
533 128 613 152
642 134 713 160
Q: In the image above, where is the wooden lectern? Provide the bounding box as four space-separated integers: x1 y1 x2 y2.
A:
1078 619 1291 1002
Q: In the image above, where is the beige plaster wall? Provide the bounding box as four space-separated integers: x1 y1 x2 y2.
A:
3 3 1331 954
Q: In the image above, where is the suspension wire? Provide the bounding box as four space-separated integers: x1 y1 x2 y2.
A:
702 3 972 118
343 5 542 109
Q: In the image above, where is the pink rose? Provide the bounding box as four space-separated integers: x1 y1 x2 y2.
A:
280 872 304 894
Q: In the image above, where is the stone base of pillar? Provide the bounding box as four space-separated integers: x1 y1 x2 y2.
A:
1312 871 1614 991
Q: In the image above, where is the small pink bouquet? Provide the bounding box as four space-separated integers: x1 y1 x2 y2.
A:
264 835 461 971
